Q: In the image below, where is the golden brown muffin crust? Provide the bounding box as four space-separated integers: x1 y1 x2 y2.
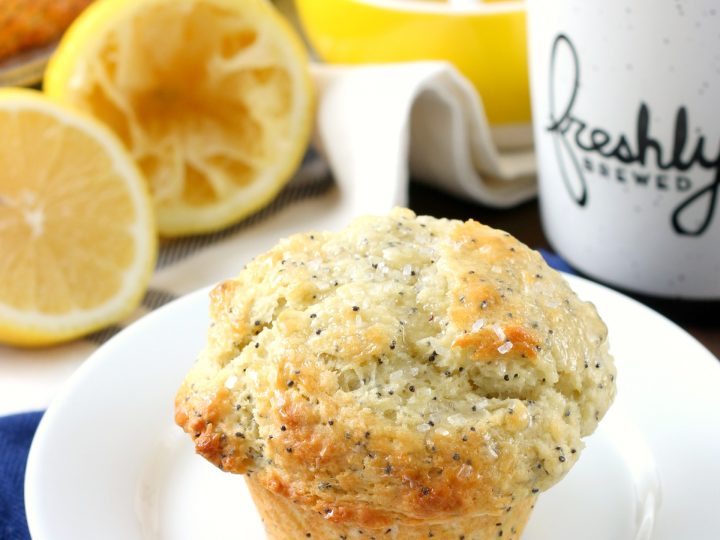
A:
0 0 94 61
246 476 536 540
176 208 616 527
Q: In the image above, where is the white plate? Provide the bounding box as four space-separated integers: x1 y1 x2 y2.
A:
25 275 720 540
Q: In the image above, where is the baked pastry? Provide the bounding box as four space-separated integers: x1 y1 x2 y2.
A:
175 208 616 539
0 0 93 62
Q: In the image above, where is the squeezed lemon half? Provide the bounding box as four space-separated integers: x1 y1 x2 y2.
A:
45 0 315 236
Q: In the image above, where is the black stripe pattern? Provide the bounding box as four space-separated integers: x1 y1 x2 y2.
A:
85 325 124 346
141 288 179 310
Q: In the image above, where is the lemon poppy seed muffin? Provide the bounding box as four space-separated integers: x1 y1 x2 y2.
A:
175 208 616 539
0 0 94 62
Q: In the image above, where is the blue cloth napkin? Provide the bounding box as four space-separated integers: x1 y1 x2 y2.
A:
0 411 42 540
0 251 574 537
539 249 576 275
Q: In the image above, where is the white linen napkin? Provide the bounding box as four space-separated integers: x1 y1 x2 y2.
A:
0 61 537 415
312 61 537 212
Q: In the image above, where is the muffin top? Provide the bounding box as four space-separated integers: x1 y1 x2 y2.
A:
175 208 615 527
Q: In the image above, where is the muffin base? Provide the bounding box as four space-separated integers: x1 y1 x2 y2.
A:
246 477 536 540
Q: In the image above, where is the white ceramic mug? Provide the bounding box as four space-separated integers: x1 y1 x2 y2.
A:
527 0 720 299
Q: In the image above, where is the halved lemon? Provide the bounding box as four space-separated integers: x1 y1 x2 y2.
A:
0 88 156 346
45 0 314 236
